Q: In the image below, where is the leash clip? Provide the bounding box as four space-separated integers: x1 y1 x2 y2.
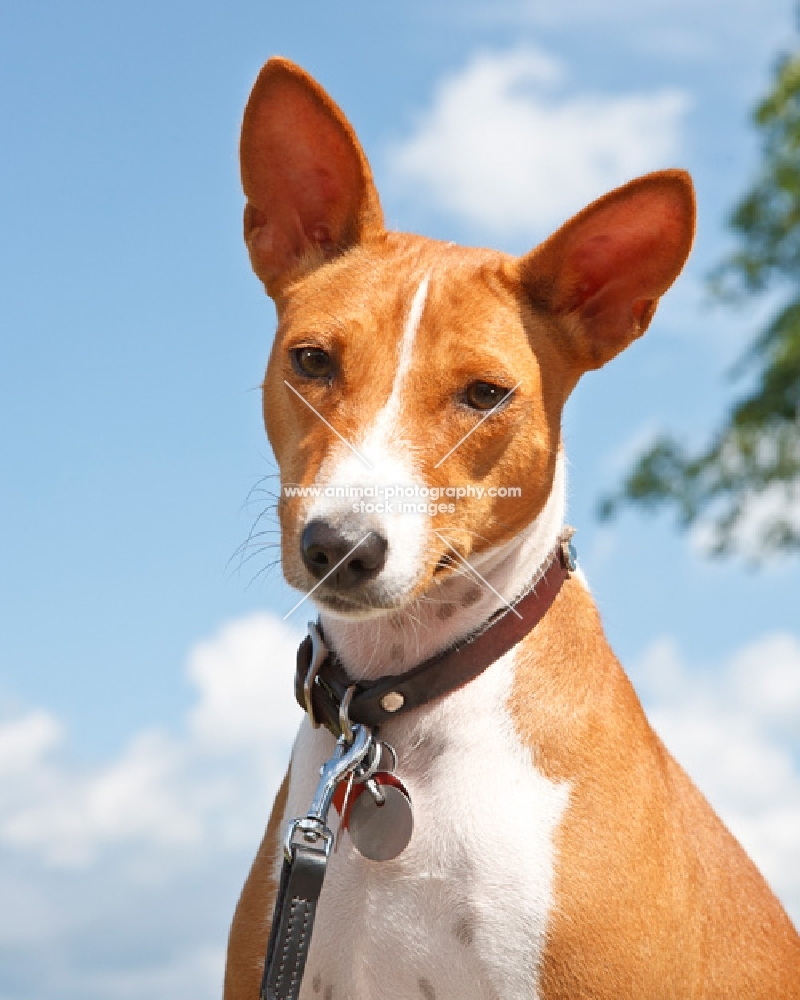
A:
283 723 373 861
283 816 333 862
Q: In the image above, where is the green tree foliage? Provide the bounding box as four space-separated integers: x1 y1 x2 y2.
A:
601 49 800 558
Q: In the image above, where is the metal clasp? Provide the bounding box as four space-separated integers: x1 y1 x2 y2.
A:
303 621 328 728
283 724 373 861
339 684 356 743
559 527 578 573
284 816 334 860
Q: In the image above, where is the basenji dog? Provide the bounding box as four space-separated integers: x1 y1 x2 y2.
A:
224 58 800 1000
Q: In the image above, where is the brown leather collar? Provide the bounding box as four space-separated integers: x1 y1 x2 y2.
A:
294 528 576 737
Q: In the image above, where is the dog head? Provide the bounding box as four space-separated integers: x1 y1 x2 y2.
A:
240 58 695 619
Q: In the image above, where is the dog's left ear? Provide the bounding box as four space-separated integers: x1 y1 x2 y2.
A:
519 170 695 373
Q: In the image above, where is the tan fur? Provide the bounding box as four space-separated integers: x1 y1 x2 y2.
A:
224 770 290 1000
225 57 800 998
511 580 800 997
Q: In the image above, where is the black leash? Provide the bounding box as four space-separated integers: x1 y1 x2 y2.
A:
261 844 327 1000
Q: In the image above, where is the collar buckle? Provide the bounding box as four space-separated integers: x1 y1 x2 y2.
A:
559 526 578 573
303 621 328 728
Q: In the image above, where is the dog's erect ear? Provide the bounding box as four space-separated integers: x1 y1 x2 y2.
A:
519 170 695 373
240 58 384 298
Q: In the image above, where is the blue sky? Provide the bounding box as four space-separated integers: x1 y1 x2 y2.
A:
1 1 799 997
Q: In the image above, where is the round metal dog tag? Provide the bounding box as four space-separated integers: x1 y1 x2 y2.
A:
348 773 414 862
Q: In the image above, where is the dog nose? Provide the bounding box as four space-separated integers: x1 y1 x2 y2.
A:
301 520 388 589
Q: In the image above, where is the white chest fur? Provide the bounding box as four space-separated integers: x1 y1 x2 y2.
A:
280 647 571 1000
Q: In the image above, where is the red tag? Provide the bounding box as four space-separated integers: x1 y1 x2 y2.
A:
332 772 406 830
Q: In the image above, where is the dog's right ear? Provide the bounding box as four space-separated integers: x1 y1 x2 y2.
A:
240 58 384 299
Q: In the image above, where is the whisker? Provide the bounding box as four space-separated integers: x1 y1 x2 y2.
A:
230 529 280 554
245 557 282 590
233 544 281 574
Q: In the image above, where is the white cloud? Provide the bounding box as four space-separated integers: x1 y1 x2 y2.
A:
731 634 800 723
0 614 302 868
0 709 61 774
0 612 303 1000
633 633 800 917
475 0 794 63
388 48 689 240
187 612 301 751
67 944 227 1000
494 0 781 22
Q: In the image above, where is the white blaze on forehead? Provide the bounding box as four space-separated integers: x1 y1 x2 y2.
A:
367 272 430 442
305 274 432 612
399 273 431 377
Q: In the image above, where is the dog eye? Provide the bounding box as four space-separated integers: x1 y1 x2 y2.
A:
464 381 511 411
291 347 333 379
